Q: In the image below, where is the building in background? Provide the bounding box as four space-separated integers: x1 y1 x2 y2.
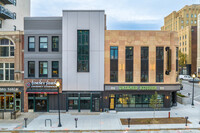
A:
0 31 24 112
0 0 30 31
62 10 105 112
24 17 62 112
197 14 200 77
161 4 200 75
103 30 180 111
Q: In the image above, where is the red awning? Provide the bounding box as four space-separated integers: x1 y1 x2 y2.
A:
26 92 58 94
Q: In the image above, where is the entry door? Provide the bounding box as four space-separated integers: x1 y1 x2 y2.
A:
35 99 47 112
0 95 4 110
109 97 115 110
94 98 100 112
15 99 21 111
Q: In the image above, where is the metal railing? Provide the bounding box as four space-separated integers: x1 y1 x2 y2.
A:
0 4 14 19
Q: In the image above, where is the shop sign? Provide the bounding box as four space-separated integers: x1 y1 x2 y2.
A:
140 86 157 90
106 86 158 90
119 86 138 90
0 87 20 92
26 80 58 88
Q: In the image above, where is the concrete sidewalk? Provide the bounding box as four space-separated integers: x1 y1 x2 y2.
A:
0 102 200 132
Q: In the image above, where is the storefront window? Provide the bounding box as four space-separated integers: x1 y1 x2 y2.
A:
6 94 14 109
0 63 14 81
68 100 78 109
0 95 4 109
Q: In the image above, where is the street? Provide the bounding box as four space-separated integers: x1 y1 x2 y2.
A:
180 80 200 102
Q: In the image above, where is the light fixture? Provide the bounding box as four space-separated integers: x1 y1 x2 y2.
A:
192 74 196 78
166 96 169 99
56 81 60 87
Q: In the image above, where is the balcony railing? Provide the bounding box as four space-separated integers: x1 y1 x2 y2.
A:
0 0 15 5
0 4 14 19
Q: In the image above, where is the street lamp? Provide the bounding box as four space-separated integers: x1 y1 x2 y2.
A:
56 81 62 127
192 74 195 106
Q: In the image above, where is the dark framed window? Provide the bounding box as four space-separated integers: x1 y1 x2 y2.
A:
126 47 133 82
176 47 178 72
0 39 14 57
39 37 48 52
52 61 59 77
0 20 2 28
28 61 35 77
141 47 149 82
156 47 164 82
52 36 59 51
110 46 118 82
77 30 89 72
39 61 48 77
28 37 35 51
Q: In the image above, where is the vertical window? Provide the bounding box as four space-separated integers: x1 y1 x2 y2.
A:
28 61 35 77
180 36 181 40
125 47 133 82
180 43 181 46
191 14 193 18
191 20 193 24
52 36 59 51
183 36 184 39
156 47 164 82
0 20 2 28
52 61 59 77
77 30 89 72
186 14 189 18
0 39 14 57
39 37 48 51
176 47 178 72
0 63 14 81
195 14 197 17
39 62 48 77
28 37 35 51
183 42 184 46
181 26 184 29
110 46 118 82
186 20 189 24
181 20 184 24
141 47 149 82
195 20 197 24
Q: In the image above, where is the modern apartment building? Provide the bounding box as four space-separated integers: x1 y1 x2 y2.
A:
103 30 180 111
161 4 200 75
0 0 30 31
24 17 62 112
0 31 24 111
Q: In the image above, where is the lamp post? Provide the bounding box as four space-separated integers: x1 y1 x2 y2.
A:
192 74 195 106
56 81 62 127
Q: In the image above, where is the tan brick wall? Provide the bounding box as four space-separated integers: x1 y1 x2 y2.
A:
105 30 179 85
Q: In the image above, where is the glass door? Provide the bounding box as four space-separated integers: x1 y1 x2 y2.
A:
0 95 4 110
15 92 21 111
6 94 14 110
109 97 115 110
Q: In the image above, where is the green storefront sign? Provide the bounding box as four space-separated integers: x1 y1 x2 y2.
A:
119 86 157 90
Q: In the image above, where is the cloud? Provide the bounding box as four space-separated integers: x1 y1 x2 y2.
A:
31 0 200 30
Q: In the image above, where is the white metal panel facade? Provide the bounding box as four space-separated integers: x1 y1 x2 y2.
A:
62 10 105 91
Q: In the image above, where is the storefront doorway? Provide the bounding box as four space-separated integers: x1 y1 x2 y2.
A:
80 100 90 109
28 94 48 112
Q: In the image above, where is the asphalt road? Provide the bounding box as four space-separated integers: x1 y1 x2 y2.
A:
180 80 200 102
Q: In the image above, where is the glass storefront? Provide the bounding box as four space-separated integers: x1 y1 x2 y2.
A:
115 94 164 108
0 92 21 111
28 94 48 112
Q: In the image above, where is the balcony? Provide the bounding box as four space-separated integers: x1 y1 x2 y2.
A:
0 0 15 5
0 4 14 19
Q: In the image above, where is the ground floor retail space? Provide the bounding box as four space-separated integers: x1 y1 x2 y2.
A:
103 84 180 111
0 87 23 111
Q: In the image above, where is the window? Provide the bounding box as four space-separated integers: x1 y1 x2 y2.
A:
52 61 59 77
126 47 133 82
0 63 14 81
180 36 181 40
181 26 184 29
183 42 184 46
185 41 187 45
110 46 118 82
176 47 178 72
186 20 189 24
0 39 14 57
195 14 197 18
191 14 193 18
141 47 149 82
185 35 187 39
191 20 193 24
182 48 184 52
0 20 2 28
77 30 89 72
185 48 186 51
186 14 189 18
156 47 164 82
28 37 35 51
39 62 48 77
28 61 35 77
52 36 59 51
39 37 48 51
183 36 184 39
181 20 184 24
180 43 181 46
195 20 197 24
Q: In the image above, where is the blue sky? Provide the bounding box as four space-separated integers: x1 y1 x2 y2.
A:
31 0 200 30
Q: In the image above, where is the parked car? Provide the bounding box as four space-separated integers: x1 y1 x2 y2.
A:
179 75 193 80
188 78 200 83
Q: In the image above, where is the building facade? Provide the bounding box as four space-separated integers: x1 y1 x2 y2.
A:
24 17 63 112
197 14 200 77
0 31 24 112
62 10 105 112
0 0 30 31
161 4 200 75
103 30 180 111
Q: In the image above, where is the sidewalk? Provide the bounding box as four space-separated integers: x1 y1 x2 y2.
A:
0 102 200 132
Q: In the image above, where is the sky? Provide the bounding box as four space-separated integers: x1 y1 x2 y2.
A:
31 0 200 30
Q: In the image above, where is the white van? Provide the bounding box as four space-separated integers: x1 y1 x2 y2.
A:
179 75 193 80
